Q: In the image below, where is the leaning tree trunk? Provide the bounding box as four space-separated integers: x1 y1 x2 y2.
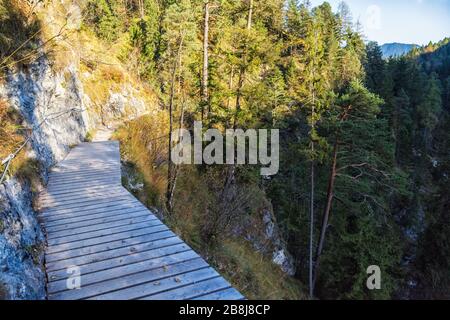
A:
202 1 210 120
312 105 351 291
234 0 253 129
313 136 339 288
166 34 185 214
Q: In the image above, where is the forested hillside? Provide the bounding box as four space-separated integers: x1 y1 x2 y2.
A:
1 0 449 300
365 38 450 299
78 0 450 299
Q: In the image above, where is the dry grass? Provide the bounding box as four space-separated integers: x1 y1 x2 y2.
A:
212 239 306 300
114 113 169 208
0 99 42 190
0 100 26 175
0 0 41 75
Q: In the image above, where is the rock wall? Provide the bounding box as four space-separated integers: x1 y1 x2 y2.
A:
236 207 296 276
0 54 90 299
0 178 45 300
2 57 90 177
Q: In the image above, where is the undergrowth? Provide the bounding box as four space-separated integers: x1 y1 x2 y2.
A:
0 0 41 76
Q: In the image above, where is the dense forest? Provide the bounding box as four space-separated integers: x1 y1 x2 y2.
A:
72 0 450 299
1 0 449 300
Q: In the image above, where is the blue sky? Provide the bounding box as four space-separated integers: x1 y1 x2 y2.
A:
309 0 450 45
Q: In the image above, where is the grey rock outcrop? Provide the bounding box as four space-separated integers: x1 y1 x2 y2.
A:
0 55 89 300
0 178 45 300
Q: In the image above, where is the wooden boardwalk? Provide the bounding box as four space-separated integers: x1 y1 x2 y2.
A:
39 141 243 300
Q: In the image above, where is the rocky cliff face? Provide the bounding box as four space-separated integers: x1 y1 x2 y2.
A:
0 53 90 299
0 178 45 300
235 207 296 276
2 57 91 177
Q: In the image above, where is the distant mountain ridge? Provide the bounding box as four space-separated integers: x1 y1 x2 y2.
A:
381 43 418 59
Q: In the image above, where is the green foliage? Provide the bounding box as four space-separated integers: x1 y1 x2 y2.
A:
83 0 123 41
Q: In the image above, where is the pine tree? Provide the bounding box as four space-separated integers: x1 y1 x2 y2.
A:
365 42 386 96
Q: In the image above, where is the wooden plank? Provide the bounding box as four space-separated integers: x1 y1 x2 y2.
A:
87 267 219 300
48 175 121 188
47 243 191 282
140 276 230 300
193 287 245 300
48 250 202 293
40 186 124 203
49 167 119 179
46 178 122 193
42 196 138 216
49 259 209 300
46 224 170 254
44 206 150 230
47 218 162 246
40 184 122 198
43 202 147 225
48 174 121 186
41 197 140 218
45 230 176 262
41 189 129 209
46 236 183 272
47 176 122 189
47 213 155 238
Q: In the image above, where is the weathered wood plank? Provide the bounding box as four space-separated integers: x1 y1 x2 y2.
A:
47 218 162 245
46 224 170 254
48 251 202 293
46 236 183 272
139 276 231 300
49 259 209 300
45 230 176 262
40 186 124 203
193 287 245 300
48 175 122 187
47 243 191 282
47 213 156 238
44 207 150 230
46 178 122 193
40 184 122 198
87 267 219 300
41 197 141 218
41 189 131 210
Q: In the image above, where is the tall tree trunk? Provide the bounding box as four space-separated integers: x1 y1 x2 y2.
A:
138 0 144 18
167 91 186 214
313 136 339 288
247 0 253 30
202 1 210 120
166 62 177 214
234 0 253 128
309 94 315 299
309 25 320 300
227 65 234 110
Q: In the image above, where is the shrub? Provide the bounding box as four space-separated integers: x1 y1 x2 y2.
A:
0 0 41 74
